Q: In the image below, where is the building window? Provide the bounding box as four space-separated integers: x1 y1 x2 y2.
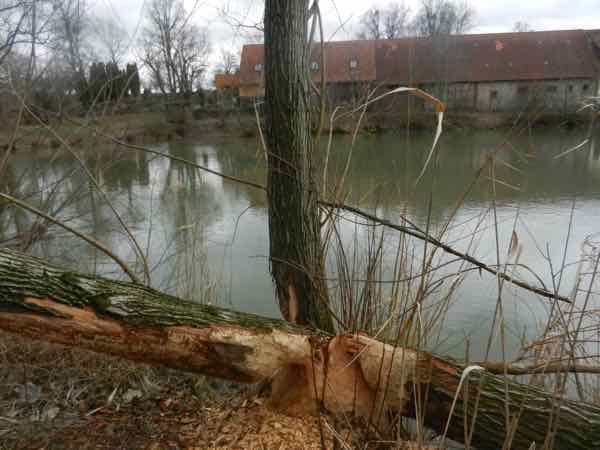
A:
545 85 557 93
349 59 358 69
254 63 263 72
310 61 319 71
583 84 589 91
568 85 574 92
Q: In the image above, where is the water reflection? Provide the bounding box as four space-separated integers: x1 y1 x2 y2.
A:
2 127 600 361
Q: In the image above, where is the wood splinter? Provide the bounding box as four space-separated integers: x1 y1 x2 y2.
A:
270 333 417 434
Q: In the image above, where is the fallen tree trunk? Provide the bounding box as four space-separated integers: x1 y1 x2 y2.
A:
0 249 598 449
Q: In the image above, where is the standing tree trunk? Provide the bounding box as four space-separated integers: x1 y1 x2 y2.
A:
264 0 332 331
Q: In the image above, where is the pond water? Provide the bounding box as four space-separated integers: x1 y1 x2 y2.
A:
3 126 600 361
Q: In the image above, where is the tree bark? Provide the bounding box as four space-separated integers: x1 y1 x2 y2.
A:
263 0 332 331
0 249 599 450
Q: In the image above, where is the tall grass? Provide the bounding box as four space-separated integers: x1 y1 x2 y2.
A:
310 88 600 448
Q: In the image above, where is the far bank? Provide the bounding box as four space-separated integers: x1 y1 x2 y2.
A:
0 106 595 153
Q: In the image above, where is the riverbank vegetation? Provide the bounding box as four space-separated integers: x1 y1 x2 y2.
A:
2 1 600 449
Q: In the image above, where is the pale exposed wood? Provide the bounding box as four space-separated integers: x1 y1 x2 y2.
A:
1 249 599 449
2 297 312 383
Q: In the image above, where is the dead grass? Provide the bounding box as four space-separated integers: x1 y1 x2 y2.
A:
0 333 356 450
0 112 175 150
0 331 218 449
0 332 445 450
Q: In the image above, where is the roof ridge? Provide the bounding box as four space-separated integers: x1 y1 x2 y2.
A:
241 29 597 49
239 29 598 86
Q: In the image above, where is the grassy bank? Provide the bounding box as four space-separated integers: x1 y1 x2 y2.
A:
1 108 591 154
0 113 180 151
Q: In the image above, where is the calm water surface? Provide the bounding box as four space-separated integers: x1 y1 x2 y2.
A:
4 127 600 361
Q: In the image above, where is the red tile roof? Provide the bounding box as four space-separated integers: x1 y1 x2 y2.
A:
376 30 598 84
239 41 376 85
239 30 599 87
310 40 376 83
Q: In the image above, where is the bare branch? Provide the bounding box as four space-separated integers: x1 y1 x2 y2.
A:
412 0 475 37
356 2 411 40
71 117 570 304
140 0 209 94
0 192 140 283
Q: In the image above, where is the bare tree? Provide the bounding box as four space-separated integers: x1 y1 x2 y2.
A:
50 0 90 100
0 1 35 67
384 3 410 39
31 57 76 116
513 21 533 33
91 14 129 65
412 0 475 37
218 1 264 43
357 7 382 40
356 3 410 40
1 1 57 123
173 25 209 93
140 0 209 95
216 48 239 75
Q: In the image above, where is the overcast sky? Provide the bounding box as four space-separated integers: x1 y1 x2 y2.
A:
91 0 599 79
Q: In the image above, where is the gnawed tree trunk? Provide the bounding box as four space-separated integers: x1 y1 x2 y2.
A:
0 249 599 450
264 0 332 331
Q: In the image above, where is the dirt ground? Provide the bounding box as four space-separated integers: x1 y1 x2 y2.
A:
0 333 371 450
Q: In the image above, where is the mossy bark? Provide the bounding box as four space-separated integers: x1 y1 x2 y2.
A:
263 0 333 331
407 352 600 450
0 249 599 450
0 249 315 382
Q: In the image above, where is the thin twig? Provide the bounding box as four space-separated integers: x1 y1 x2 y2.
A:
0 192 140 283
70 120 570 303
15 101 151 284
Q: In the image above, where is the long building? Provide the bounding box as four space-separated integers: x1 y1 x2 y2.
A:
238 29 600 114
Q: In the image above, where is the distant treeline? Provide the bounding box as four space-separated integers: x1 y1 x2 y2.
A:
81 62 141 106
